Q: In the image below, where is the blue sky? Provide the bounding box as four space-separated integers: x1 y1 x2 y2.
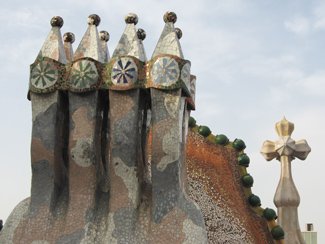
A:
1 0 324 242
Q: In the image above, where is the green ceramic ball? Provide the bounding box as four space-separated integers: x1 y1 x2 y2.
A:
188 117 196 128
198 126 211 137
248 194 261 207
233 138 246 151
215 134 229 146
238 153 250 167
271 226 285 240
263 208 277 221
241 174 254 187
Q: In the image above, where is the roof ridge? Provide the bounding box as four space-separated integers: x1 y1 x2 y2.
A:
188 116 285 243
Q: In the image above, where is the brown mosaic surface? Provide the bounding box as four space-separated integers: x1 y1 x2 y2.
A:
186 128 274 243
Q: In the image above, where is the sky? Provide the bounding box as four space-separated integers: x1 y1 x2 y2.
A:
1 0 324 242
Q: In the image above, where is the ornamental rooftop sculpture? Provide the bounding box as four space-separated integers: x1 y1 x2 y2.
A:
1 12 285 244
261 117 311 244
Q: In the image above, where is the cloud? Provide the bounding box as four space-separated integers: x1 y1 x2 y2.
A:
312 2 325 30
284 16 310 35
295 70 325 95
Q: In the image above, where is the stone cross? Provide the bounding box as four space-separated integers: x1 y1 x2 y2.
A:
260 117 311 244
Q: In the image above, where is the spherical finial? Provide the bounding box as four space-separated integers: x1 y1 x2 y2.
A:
232 138 246 152
136 28 146 41
263 208 277 221
163 11 177 23
215 134 229 146
63 32 75 44
87 14 101 26
175 28 182 39
125 13 138 25
99 30 110 42
50 16 64 28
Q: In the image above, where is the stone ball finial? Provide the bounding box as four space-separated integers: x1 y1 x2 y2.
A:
87 14 101 26
175 27 182 39
50 16 64 28
164 11 177 23
136 28 146 41
275 116 294 137
125 13 138 25
63 32 75 44
99 30 110 42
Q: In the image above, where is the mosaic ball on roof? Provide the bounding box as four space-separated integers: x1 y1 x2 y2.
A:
248 194 261 207
63 32 75 43
241 174 254 187
263 208 277 221
125 13 138 25
164 11 177 23
215 134 229 146
99 30 110 42
87 14 101 26
175 28 182 39
136 28 146 41
233 138 246 151
50 16 63 28
271 226 285 240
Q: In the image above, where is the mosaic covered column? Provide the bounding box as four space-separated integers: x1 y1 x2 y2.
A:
105 14 149 241
65 14 108 233
261 117 311 244
147 11 207 243
30 91 68 218
29 16 69 218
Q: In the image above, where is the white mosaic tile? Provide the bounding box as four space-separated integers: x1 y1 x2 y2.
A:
152 22 184 59
139 40 147 61
112 24 144 61
99 30 111 62
36 27 67 64
73 25 104 62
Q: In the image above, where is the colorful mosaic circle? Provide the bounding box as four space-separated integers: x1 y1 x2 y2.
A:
152 57 180 86
70 60 98 89
99 30 110 42
125 13 138 25
181 62 190 87
87 14 101 26
30 61 58 89
63 32 75 43
136 28 146 41
163 12 177 23
50 16 63 28
111 57 138 86
175 28 182 39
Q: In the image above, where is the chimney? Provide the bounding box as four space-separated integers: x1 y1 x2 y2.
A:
306 223 314 232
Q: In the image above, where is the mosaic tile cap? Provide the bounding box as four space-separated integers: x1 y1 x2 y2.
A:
99 30 111 62
73 14 104 62
112 13 145 61
63 32 75 62
136 28 147 61
35 16 68 63
151 12 184 59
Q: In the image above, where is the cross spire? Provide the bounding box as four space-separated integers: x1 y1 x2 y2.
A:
260 117 311 244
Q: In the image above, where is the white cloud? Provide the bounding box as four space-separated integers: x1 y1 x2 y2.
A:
296 70 325 95
285 16 310 35
312 2 325 30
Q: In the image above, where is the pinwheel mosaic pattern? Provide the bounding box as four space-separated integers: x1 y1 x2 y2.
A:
152 57 179 86
111 57 138 86
181 63 191 88
70 60 98 89
30 61 58 89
